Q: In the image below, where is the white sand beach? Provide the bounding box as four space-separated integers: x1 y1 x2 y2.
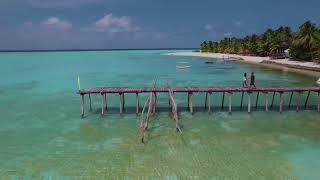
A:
164 52 320 72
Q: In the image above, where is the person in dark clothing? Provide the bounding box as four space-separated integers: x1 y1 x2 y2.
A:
250 72 256 88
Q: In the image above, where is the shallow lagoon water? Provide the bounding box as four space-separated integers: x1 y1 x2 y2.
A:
0 50 320 179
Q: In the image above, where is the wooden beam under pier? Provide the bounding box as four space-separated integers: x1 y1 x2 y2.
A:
271 92 275 109
104 93 107 110
208 92 212 112
264 92 268 112
119 93 123 114
81 94 84 118
304 91 310 109
288 92 293 109
255 92 260 109
88 93 92 112
188 92 193 114
205 92 208 109
279 92 283 113
101 93 105 115
240 92 244 109
318 92 320 113
296 92 302 112
221 92 225 110
136 93 139 115
248 93 251 113
228 92 232 114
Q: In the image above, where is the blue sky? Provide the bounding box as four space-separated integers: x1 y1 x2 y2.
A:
0 0 319 50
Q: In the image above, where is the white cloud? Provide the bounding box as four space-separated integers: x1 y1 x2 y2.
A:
235 21 244 27
204 24 213 31
224 32 233 37
40 17 72 30
92 14 140 34
28 0 100 8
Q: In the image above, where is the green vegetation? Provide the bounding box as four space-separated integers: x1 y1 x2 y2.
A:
200 21 320 62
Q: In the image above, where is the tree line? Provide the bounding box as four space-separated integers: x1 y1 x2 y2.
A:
200 21 320 62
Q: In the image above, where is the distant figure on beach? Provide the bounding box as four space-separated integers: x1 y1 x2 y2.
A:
242 73 248 88
250 72 256 88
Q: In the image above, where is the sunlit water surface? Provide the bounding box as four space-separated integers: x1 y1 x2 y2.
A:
0 50 319 179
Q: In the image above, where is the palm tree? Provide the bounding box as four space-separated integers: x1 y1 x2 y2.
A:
294 21 320 61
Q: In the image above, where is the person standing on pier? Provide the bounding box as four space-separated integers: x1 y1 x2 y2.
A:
250 72 256 88
242 73 248 88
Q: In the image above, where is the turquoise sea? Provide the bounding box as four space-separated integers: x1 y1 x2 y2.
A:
0 50 320 179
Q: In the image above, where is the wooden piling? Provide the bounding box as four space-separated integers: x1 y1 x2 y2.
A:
221 92 225 110
205 93 208 109
318 92 320 112
264 92 268 112
122 93 125 112
255 92 260 109
288 92 293 108
296 92 301 112
136 93 139 115
279 92 283 113
248 93 251 113
208 92 211 112
188 93 193 114
228 92 232 114
271 92 275 108
88 94 92 112
104 93 107 110
101 93 105 115
81 94 84 118
153 92 156 113
120 93 123 114
240 92 244 109
304 91 310 109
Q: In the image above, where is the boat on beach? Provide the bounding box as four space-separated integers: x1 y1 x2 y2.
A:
176 65 192 69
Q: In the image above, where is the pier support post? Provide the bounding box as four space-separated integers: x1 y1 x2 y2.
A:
279 92 283 113
153 92 156 113
255 92 260 109
264 92 268 112
288 92 293 109
271 92 275 109
188 92 193 115
221 92 225 110
208 92 212 112
104 93 107 110
136 93 139 115
81 94 84 118
228 92 232 114
122 93 125 112
318 92 320 113
205 93 208 109
240 92 244 109
248 93 251 113
120 93 123 114
88 94 92 112
304 91 310 109
296 92 301 112
101 93 105 115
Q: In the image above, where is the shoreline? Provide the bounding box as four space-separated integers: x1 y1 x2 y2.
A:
164 52 320 73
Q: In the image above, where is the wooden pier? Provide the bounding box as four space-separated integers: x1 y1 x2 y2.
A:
78 86 320 142
79 86 320 117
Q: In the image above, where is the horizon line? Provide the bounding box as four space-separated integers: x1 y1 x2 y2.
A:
0 47 197 53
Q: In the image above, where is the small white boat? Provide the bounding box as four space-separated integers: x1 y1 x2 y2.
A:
317 78 320 85
176 66 191 69
177 61 189 64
